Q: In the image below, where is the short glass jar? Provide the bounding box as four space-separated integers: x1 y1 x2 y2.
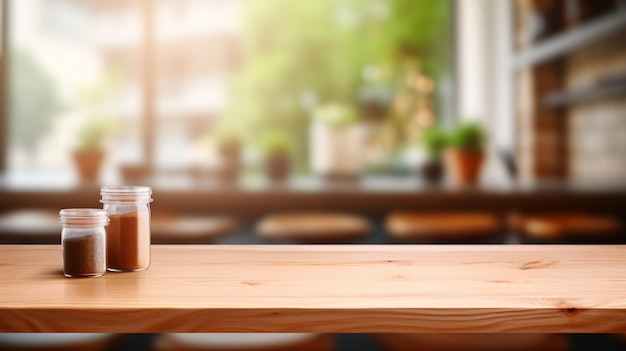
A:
60 209 108 278
100 186 153 272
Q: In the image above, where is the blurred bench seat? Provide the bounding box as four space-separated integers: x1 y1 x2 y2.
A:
151 212 240 244
0 209 240 244
0 209 60 244
0 333 123 351
155 333 334 351
256 212 371 243
510 212 623 243
385 212 502 243
375 333 569 351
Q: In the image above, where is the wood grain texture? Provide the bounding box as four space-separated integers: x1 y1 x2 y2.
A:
1 245 626 333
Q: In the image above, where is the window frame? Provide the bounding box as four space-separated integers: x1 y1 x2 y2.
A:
0 0 8 173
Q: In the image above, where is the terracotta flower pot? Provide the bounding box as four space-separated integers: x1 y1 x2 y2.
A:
72 149 105 182
264 154 290 183
420 159 444 185
444 149 484 186
217 145 241 183
120 164 151 184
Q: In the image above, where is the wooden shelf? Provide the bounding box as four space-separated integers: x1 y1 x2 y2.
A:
543 76 626 108
1 245 626 333
514 10 626 69
1 183 626 217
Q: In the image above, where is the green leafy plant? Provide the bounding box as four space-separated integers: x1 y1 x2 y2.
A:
420 126 447 160
448 122 486 150
215 130 243 149
260 130 292 157
75 117 118 151
74 71 123 152
10 50 62 153
222 0 451 169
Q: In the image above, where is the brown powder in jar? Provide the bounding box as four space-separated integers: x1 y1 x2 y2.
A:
107 211 150 271
63 234 105 277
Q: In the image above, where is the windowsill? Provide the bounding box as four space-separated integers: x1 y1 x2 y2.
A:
2 170 625 193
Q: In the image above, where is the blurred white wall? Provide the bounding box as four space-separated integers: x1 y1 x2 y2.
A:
456 0 514 153
455 0 515 185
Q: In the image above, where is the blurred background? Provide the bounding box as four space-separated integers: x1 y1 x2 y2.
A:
2 0 455 185
1 0 626 350
0 0 625 187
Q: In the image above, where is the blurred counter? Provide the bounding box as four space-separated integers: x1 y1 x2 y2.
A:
0 175 625 218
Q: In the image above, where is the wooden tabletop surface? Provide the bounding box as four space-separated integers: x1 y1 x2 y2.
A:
1 244 625 333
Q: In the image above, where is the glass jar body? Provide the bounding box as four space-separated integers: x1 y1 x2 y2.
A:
101 186 152 272
60 209 108 278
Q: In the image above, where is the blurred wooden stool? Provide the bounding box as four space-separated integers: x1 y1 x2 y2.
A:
375 333 569 351
385 212 501 242
154 333 334 351
0 333 122 351
510 212 623 242
0 209 60 244
256 213 370 243
152 212 239 244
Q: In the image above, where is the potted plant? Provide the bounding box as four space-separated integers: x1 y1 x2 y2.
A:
72 71 122 183
444 122 486 186
215 131 243 183
72 118 116 183
310 103 363 181
119 163 151 184
419 126 447 184
260 130 292 183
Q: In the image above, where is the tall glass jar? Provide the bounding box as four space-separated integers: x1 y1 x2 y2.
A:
100 186 153 272
60 209 108 278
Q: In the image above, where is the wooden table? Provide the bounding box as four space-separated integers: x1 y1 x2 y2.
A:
1 244 625 333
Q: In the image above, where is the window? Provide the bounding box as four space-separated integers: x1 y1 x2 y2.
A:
5 0 144 187
1 0 453 188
